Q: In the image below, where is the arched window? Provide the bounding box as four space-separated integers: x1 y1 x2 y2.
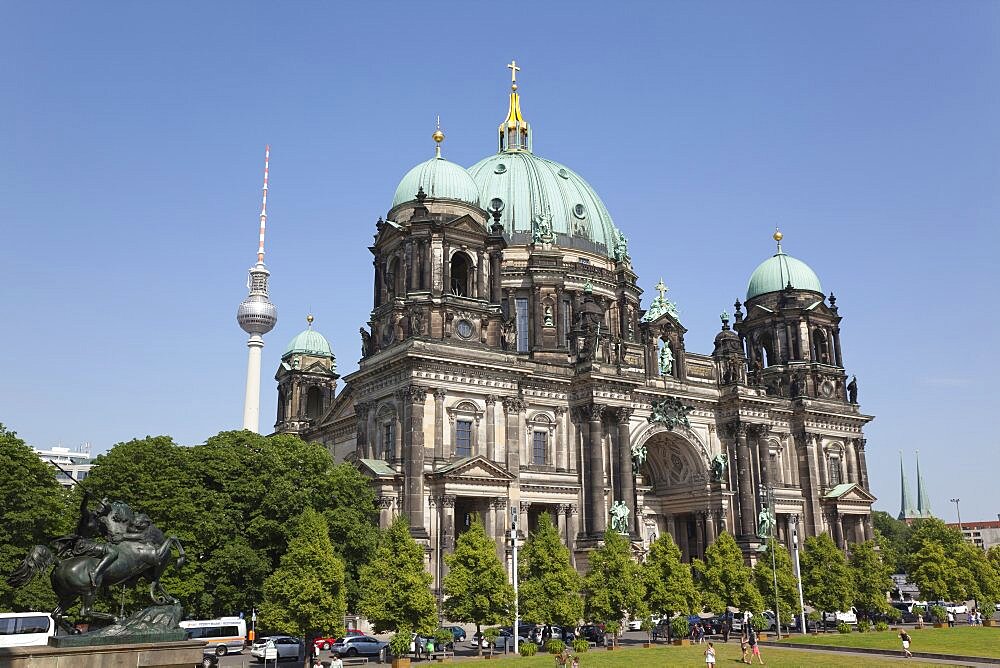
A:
758 331 774 367
387 257 402 299
277 389 286 423
829 455 843 486
306 386 323 420
813 329 830 364
450 252 472 297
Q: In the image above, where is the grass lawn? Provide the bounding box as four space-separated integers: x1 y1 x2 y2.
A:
777 625 1000 658
474 642 955 666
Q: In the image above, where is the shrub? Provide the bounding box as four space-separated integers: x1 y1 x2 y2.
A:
836 622 851 634
670 616 689 639
750 615 768 632
572 639 589 653
930 605 948 623
545 639 565 655
389 628 412 657
885 607 902 622
874 621 889 632
857 620 871 633
604 621 620 637
519 642 537 657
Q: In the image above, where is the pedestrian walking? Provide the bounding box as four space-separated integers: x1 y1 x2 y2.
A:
947 610 955 628
722 620 730 643
899 629 912 658
748 627 764 665
329 652 344 668
740 630 750 664
705 641 716 667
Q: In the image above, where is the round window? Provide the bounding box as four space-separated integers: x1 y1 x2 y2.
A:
558 168 570 179
573 203 587 219
456 319 474 339
494 163 507 174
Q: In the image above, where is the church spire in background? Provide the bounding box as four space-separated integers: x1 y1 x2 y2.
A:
898 450 916 521
236 145 278 433
915 450 932 518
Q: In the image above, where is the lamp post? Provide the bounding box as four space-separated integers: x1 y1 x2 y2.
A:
791 514 807 635
511 506 519 656
950 498 963 533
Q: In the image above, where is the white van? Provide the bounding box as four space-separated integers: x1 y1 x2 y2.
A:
180 617 247 656
0 612 56 648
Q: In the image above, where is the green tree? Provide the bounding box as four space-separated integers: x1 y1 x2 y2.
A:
693 533 763 614
959 543 1000 614
0 425 72 612
753 541 799 626
903 518 974 603
582 531 645 633
849 540 893 620
871 511 910 573
641 533 698 621
801 534 855 625
443 516 514 655
260 507 347 638
518 513 583 629
358 517 437 635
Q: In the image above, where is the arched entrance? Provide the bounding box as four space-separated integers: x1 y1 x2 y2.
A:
634 427 718 562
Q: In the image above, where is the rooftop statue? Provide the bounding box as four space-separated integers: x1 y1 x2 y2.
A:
658 341 674 376
6 492 185 635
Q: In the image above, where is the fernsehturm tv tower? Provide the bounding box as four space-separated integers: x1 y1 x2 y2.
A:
236 146 277 433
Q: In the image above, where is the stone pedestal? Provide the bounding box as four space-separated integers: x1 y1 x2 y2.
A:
0 639 205 668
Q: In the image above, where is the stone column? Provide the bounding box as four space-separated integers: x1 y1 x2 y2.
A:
476 250 485 299
557 504 569 544
753 424 772 489
585 404 607 535
567 504 579 567
801 432 824 536
856 438 870 489
852 515 865 545
519 501 531 538
784 514 795 552
555 407 567 471
694 512 705 560
433 389 446 464
555 286 565 347
503 396 526 473
828 511 844 549
485 395 498 462
401 385 429 538
615 407 636 535
705 509 718 545
677 516 690 562
376 496 395 529
845 439 858 484
355 402 370 458
440 495 456 581
727 420 757 537
832 327 844 367
492 497 507 560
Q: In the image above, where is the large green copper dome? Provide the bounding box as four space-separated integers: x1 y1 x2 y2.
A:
746 250 823 300
468 152 621 257
392 156 481 209
283 326 334 359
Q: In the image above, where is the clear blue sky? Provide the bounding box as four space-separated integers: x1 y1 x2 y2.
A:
4 2 998 521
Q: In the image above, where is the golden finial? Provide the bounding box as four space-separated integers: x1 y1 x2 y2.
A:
432 115 444 157
773 227 783 253
507 59 520 91
306 314 314 328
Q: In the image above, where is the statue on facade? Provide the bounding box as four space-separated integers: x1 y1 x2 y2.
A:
500 317 517 351
749 357 764 386
648 397 691 431
757 507 775 539
658 340 674 376
360 327 373 357
609 501 630 534
613 229 630 262
408 308 424 337
631 441 647 470
7 492 186 634
847 375 858 404
710 453 728 482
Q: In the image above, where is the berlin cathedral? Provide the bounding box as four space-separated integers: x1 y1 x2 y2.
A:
270 65 876 584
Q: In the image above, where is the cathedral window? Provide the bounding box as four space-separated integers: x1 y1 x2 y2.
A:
562 298 571 346
532 431 547 465
515 298 529 352
382 422 395 460
450 252 473 297
455 419 473 458
829 456 843 486
306 386 323 420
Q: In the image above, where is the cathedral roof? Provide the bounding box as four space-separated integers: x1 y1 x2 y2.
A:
282 317 334 360
746 232 823 300
391 130 482 209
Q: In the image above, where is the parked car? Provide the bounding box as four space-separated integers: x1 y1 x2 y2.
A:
529 625 574 644
250 636 304 663
576 624 606 646
821 607 858 625
313 630 363 651
441 625 466 642
761 610 792 632
328 635 388 658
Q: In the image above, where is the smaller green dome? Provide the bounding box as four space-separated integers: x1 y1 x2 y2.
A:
746 251 823 300
283 328 334 359
392 157 481 208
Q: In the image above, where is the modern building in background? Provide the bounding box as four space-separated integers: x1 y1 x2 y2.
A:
271 65 877 584
34 444 93 488
947 520 1000 551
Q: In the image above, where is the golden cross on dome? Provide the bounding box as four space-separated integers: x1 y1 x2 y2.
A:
655 278 669 300
507 59 520 89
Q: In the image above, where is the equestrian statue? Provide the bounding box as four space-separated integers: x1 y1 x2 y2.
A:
6 491 185 634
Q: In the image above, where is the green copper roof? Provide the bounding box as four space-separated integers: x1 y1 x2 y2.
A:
824 482 857 499
282 328 334 359
468 151 624 258
746 251 823 300
392 156 481 208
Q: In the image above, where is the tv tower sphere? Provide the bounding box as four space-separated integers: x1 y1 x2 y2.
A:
237 275 278 335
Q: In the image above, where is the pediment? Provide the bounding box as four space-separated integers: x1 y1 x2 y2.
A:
433 455 515 482
823 482 877 504
446 214 488 236
352 456 399 479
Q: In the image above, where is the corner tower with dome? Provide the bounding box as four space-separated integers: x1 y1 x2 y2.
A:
275 64 876 582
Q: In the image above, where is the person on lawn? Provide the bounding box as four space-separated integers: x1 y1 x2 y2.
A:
899 629 912 658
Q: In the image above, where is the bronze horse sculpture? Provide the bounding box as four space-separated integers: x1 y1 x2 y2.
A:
7 493 185 633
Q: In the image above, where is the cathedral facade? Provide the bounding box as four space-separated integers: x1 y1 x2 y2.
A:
272 68 876 587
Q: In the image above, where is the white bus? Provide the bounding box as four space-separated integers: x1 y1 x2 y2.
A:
0 612 56 648
180 617 247 656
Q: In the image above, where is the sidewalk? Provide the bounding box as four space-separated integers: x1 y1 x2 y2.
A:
762 640 1000 667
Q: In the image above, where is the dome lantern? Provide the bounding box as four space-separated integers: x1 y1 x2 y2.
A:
499 60 531 152
745 231 823 301
390 120 481 209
